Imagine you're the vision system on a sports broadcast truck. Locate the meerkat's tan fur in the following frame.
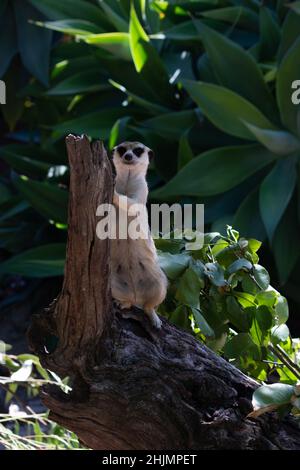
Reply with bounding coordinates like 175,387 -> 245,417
111,141 -> 167,328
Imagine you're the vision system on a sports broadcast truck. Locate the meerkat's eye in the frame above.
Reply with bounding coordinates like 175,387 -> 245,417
133,147 -> 144,157
117,145 -> 126,156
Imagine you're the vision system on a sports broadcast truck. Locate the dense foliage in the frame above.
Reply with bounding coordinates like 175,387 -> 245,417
0,0 -> 300,439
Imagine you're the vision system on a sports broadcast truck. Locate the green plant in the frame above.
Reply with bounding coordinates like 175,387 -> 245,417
0,343 -> 85,449
0,0 -> 299,422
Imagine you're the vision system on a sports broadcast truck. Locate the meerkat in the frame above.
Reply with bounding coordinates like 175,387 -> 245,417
111,141 -> 167,328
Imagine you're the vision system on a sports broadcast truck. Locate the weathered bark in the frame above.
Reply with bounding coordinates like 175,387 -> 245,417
28,135 -> 300,450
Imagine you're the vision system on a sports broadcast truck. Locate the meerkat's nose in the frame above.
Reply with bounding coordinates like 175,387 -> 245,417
124,152 -> 133,161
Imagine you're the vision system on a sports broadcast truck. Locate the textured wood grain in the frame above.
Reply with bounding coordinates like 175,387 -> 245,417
28,135 -> 300,450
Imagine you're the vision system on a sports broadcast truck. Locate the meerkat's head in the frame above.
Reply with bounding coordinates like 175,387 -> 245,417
112,141 -> 153,173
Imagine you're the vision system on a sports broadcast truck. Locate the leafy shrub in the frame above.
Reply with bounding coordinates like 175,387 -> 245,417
0,0 -> 299,423
0,344 -> 84,449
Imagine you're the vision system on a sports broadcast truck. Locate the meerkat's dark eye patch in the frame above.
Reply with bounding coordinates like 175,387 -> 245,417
133,147 -> 144,157
117,145 -> 126,156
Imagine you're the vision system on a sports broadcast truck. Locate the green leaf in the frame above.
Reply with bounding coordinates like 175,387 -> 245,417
0,183 -> 12,204
193,22 -> 276,120
253,264 -> 270,290
151,145 -> 275,199
252,383 -> 294,410
39,19 -> 101,35
183,80 -> 277,140
83,33 -> 131,61
129,4 -> 173,106
227,259 -> 252,275
255,305 -> 273,331
176,266 -> 203,308
158,251 -> 190,280
273,202 -> 300,285
191,307 -> 214,338
177,135 -> 193,170
255,291 -> 277,308
288,1 -> 300,15
14,0 -> 52,86
98,0 -> 128,32
201,6 -> 258,31
234,189 -> 266,242
243,123 -> 300,155
275,295 -> 289,324
259,156 -> 297,241
226,296 -> 252,332
271,324 -> 290,344
259,6 -> 281,60
278,11 -> 300,63
29,0 -> 111,30
0,2 -> 17,77
1,149 -> 51,177
13,174 -> 68,224
169,305 -> 190,330
53,108 -> 127,139
224,332 -> 260,359
47,70 -> 109,95
276,36 -> 300,136
204,262 -> 227,287
142,111 -> 197,140
0,243 -> 65,277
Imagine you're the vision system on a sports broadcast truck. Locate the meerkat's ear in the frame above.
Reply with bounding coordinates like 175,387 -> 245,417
148,149 -> 154,161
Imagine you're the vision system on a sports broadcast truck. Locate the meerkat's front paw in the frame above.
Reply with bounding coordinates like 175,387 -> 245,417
147,310 -> 162,329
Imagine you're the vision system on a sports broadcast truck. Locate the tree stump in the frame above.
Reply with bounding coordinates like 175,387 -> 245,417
28,135 -> 300,450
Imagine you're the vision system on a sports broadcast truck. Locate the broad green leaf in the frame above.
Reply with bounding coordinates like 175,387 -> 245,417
255,290 -> 277,308
253,264 -> 270,290
234,189 -> 267,242
243,122 -> 300,155
277,36 -> 300,136
273,203 -> 300,285
226,296 -> 252,332
158,251 -> 190,280
169,305 -> 190,330
1,150 -> 51,177
201,6 -> 258,31
193,22 -> 276,120
177,135 -> 193,170
255,305 -> 273,331
0,2 -> 17,77
129,4 -> 173,105
204,262 -> 227,287
271,324 -> 290,344
259,6 -> 281,60
252,383 -> 294,410
227,259 -> 252,275
83,33 -> 131,61
0,183 -> 12,204
47,70 -> 109,95
191,307 -> 214,337
14,0 -> 52,86
275,295 -> 289,324
176,266 -> 202,308
142,111 -> 197,140
278,11 -> 300,62
39,19 -> 101,35
288,1 -> 300,14
0,243 -> 65,277
151,145 -> 275,199
183,80 -> 277,140
29,0 -> 111,30
53,108 -> 127,139
13,174 -> 68,224
259,156 -> 297,241
224,333 -> 260,359
98,0 -> 128,32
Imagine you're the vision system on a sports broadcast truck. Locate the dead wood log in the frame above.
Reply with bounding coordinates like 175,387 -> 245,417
28,135 -> 300,450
